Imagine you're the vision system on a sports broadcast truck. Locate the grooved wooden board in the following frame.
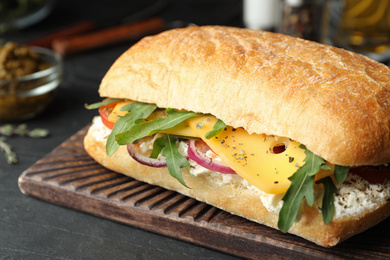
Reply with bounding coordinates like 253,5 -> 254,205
18,126 -> 390,259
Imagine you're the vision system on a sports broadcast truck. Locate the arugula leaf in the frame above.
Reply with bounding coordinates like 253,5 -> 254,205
115,110 -> 203,145
278,145 -> 333,232
160,134 -> 190,188
120,103 -> 153,126
205,119 -> 227,139
278,165 -> 315,233
334,165 -> 350,183
150,135 -> 165,159
316,177 -> 338,224
106,102 -> 157,156
300,144 -> 330,176
84,98 -> 123,110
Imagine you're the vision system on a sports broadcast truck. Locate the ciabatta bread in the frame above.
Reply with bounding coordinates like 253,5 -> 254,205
99,26 -> 390,167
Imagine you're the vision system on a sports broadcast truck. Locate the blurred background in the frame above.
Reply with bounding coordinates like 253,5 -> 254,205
1,0 -> 390,122
1,1 -> 390,259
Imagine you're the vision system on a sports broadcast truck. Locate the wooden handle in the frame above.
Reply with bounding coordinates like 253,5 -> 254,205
52,17 -> 166,57
27,21 -> 96,48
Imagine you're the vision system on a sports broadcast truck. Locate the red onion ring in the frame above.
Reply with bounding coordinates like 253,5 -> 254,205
188,139 -> 236,174
127,143 -> 167,167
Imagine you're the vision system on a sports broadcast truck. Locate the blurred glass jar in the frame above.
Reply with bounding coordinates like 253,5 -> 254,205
331,0 -> 390,60
0,43 -> 62,121
277,0 -> 329,43
0,0 -> 56,33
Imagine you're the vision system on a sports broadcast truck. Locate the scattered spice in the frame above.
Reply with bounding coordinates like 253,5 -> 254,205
196,122 -> 205,129
0,137 -> 17,164
0,123 -> 49,137
0,123 -> 50,164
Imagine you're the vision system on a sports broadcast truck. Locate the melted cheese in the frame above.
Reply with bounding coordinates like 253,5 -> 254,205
186,116 -> 334,194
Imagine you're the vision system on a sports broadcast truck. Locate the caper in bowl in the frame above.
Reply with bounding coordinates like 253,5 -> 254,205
0,42 -> 62,121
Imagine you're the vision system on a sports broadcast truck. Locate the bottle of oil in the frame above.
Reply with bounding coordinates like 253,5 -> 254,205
334,0 -> 390,54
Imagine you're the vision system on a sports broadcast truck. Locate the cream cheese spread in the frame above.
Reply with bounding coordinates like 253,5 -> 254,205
91,116 -> 111,142
334,173 -> 390,219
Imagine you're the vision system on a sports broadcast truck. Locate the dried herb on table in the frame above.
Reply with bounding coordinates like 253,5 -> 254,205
0,124 -> 50,164
0,137 -> 17,164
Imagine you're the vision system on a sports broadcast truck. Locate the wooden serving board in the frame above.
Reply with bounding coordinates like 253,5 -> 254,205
18,126 -> 390,259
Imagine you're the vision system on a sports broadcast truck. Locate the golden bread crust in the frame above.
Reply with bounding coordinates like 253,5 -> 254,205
99,26 -> 390,167
84,123 -> 390,247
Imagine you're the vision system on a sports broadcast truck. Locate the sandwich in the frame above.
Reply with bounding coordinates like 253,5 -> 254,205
84,25 -> 390,247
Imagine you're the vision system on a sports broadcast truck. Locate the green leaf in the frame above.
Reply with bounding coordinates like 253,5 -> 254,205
106,102 -> 157,156
278,165 -> 315,233
115,110 -> 203,145
301,145 -> 327,176
84,98 -> 123,109
278,146 -> 332,232
204,119 -> 227,139
334,165 -> 350,184
150,135 -> 165,159
161,134 -> 190,188
316,177 -> 338,224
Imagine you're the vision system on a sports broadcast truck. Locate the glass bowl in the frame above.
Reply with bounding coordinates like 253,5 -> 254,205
0,46 -> 63,121
0,0 -> 56,33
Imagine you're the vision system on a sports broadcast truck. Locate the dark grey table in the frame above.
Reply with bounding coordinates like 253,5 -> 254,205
0,1 -> 244,259
3,1 -> 390,259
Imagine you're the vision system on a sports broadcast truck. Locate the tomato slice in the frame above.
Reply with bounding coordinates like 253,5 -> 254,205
99,102 -> 118,129
350,165 -> 390,184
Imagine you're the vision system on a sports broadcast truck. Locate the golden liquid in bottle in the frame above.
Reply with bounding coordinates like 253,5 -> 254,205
336,0 -> 390,53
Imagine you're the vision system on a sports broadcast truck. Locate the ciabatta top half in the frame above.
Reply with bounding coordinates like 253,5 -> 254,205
99,26 -> 390,167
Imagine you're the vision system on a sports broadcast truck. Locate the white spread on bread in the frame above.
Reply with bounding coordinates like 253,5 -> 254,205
334,174 -> 390,219
92,116 -> 111,142
91,116 -> 390,220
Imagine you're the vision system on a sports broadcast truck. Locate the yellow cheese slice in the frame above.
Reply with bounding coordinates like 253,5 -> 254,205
107,101 -> 135,123
161,122 -> 199,137
187,116 -> 334,194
